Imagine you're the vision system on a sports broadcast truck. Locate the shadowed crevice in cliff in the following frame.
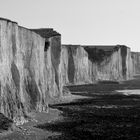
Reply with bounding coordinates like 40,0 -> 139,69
11,62 -> 20,91
0,113 -> 13,132
68,47 -> 75,83
5,84 -> 15,119
121,46 -> 127,79
51,36 -> 61,90
85,47 -> 106,63
12,34 -> 17,57
44,41 -> 50,52
24,77 -> 40,110
5,84 -> 26,119
83,46 -> 118,64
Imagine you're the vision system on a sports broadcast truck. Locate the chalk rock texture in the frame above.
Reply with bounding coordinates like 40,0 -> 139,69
61,45 -> 134,85
0,19 -> 61,121
84,45 -> 133,81
31,29 -> 62,96
131,52 -> 140,74
60,45 -> 90,85
0,18 -> 137,123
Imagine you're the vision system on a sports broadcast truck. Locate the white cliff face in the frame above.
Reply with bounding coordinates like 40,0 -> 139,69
125,47 -> 133,79
44,36 -> 62,98
0,19 -> 61,121
73,46 -> 90,84
131,52 -> 140,74
91,48 -> 123,81
60,45 -> 90,86
91,46 -> 133,81
18,26 -> 46,112
60,46 -> 69,85
61,45 -> 134,86
0,18 -> 136,122
31,30 -> 62,97
0,20 -> 27,120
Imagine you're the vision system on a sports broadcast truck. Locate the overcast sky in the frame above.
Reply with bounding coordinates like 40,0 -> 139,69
0,0 -> 140,51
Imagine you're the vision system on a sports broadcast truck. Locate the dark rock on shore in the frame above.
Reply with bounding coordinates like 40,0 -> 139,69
0,113 -> 13,132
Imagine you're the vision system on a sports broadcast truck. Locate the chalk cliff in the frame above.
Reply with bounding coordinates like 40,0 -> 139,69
60,45 -> 90,86
0,18 -> 61,122
61,45 -> 134,85
84,45 -> 133,81
131,52 -> 140,74
31,29 -> 62,96
0,18 -> 137,124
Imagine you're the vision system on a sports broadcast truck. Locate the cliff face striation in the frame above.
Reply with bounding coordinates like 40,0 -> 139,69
31,29 -> 62,96
0,18 -> 137,124
61,45 -> 134,85
0,19 -> 61,122
60,45 -> 90,86
84,45 -> 133,81
131,52 -> 140,74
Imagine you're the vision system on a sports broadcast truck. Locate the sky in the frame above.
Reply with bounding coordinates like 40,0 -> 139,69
0,0 -> 140,51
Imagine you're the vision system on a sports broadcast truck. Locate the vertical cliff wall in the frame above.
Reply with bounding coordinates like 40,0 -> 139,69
125,47 -> 134,79
60,45 -> 90,86
131,52 -> 140,74
85,46 -> 123,81
0,19 -> 61,122
61,45 -> 134,86
31,29 -> 62,96
85,45 -> 133,81
0,18 -> 136,123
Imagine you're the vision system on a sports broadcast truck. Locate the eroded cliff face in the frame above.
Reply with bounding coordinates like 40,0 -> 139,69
61,45 -> 134,85
131,52 -> 140,74
0,18 -> 136,123
0,19 -> 61,122
86,46 -> 123,81
60,45 -> 90,86
86,46 -> 133,81
32,29 -> 62,97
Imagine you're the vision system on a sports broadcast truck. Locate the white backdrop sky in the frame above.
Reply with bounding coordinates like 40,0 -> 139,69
0,0 -> 140,51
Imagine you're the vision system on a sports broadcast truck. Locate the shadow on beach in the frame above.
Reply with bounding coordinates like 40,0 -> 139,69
36,75 -> 140,140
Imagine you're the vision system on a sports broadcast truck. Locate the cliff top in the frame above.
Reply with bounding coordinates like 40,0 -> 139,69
0,17 -> 17,24
0,18 -> 60,39
63,45 -> 128,51
62,44 -> 81,47
131,51 -> 140,54
30,28 -> 61,39
83,45 -> 126,51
